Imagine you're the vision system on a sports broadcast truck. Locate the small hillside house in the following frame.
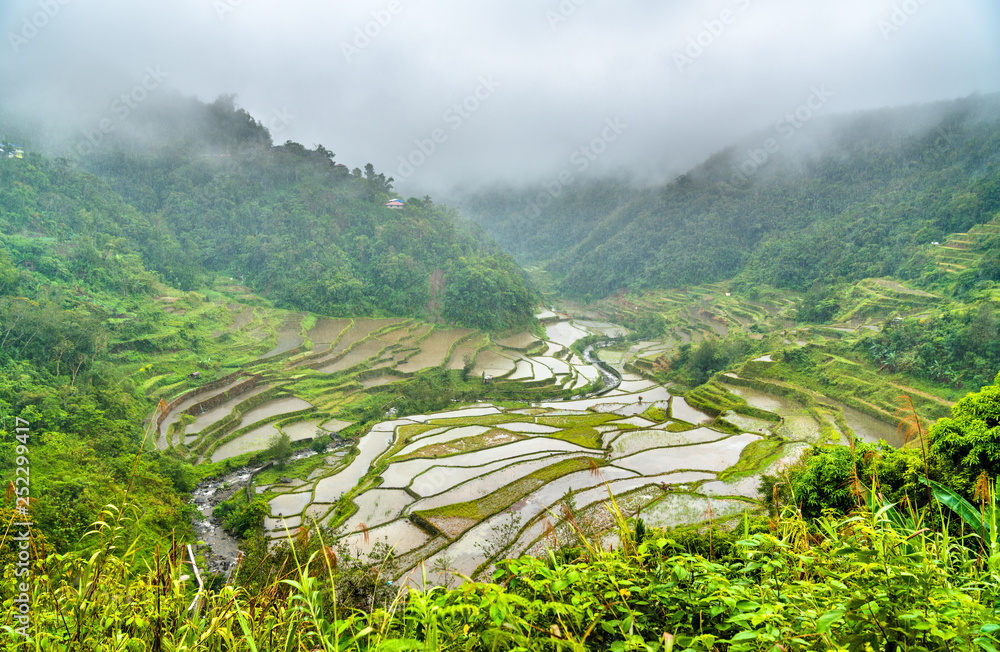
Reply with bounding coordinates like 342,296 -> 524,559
385,199 -> 404,210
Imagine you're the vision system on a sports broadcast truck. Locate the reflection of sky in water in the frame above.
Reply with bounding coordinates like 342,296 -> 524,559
310,425 -> 396,502
544,321 -> 589,347
642,494 -> 752,530
340,519 -> 431,558
670,397 -> 714,424
394,426 -> 491,457
211,423 -> 277,462
612,428 -> 729,458
616,434 -> 761,475
338,489 -> 415,533
412,456 -> 583,510
406,451 -> 561,496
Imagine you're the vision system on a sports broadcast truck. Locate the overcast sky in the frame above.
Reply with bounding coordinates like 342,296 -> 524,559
1,0 -> 998,196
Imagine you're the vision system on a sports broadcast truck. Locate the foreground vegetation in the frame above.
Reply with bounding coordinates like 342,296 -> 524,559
3,473 -> 1000,650
3,372 -> 1000,649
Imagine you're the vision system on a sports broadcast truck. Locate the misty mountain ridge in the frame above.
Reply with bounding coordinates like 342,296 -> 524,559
695,93 -> 999,185
4,90 -> 998,310
459,93 -> 1000,299
0,94 -> 537,331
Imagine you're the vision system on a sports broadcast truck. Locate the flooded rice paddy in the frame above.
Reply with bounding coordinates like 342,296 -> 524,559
282,420 -> 324,442
827,399 -> 904,446
496,331 -> 541,349
406,452 -> 563,495
544,321 -> 589,347
170,309 -> 904,586
306,318 -> 353,348
258,314 -> 305,359
670,397 -> 714,424
240,396 -> 312,426
615,434 -> 761,475
471,350 -> 517,376
611,428 -> 729,457
211,424 -> 278,462
317,338 -> 389,373
397,329 -> 473,373
333,319 -> 404,353
640,494 -> 753,530
184,385 -> 273,436
727,381 -> 902,446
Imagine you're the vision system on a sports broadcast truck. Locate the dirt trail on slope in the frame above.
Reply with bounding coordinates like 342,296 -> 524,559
426,269 -> 444,323
889,383 -> 956,408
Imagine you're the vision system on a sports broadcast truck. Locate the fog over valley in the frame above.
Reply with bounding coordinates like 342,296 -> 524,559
1,0 -> 998,196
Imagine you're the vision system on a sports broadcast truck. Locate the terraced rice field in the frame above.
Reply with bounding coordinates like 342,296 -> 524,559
545,321 -> 589,347
246,365 -> 821,584
317,338 -> 390,374
306,318 -> 353,350
258,313 -> 306,359
211,424 -> 279,462
185,386 -> 273,435
149,289 -> 912,588
471,350 -> 517,377
445,335 -> 488,370
397,329 -> 473,373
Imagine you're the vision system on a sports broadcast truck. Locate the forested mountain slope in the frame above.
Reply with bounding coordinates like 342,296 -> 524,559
456,177 -> 641,265
462,94 -> 1000,300
3,95 -> 536,332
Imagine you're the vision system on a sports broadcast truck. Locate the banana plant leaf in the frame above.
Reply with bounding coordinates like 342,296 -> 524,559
926,478 -> 995,538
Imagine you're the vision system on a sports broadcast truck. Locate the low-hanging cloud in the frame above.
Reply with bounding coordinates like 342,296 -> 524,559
0,0 -> 997,195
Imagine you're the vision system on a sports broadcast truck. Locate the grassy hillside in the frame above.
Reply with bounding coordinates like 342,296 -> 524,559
4,95 -> 1000,649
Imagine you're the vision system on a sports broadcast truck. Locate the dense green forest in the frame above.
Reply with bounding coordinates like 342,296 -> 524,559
0,230 -> 195,554
461,94 -> 1000,300
3,95 -> 537,332
458,177 -> 641,265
